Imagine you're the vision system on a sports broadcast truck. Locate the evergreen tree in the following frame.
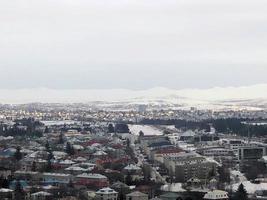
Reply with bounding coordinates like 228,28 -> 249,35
108,124 -> 115,133
14,180 -> 24,200
126,138 -> 130,147
31,161 -> 37,172
139,131 -> 144,137
68,180 -> 74,188
44,126 -> 49,133
58,132 -> 64,144
14,146 -> 22,161
2,178 -> 9,188
45,140 -> 50,151
233,183 -> 248,200
142,164 -> 152,182
125,173 -> 132,185
218,166 -> 230,184
48,150 -> 54,160
46,159 -> 52,172
208,166 -> 217,178
0,176 -> 4,188
66,142 -> 75,155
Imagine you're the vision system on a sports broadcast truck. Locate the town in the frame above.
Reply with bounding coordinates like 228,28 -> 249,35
0,105 -> 266,200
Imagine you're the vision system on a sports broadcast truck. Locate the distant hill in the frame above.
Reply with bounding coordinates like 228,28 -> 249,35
0,84 -> 267,110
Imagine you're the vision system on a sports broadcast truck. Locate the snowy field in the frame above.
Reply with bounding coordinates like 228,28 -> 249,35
41,120 -> 80,126
128,124 -> 163,136
232,181 -> 267,194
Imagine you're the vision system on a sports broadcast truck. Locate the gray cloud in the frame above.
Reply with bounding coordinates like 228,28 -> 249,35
0,0 -> 267,89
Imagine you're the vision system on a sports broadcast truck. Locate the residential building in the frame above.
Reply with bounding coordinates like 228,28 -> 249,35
95,187 -> 118,200
126,191 -> 148,200
75,173 -> 109,188
203,190 -> 228,200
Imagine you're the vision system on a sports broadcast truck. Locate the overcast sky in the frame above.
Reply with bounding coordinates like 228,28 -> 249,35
1,0 -> 267,90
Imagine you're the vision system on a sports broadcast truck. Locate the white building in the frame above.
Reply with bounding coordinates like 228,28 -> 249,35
96,187 -> 118,200
203,190 -> 228,200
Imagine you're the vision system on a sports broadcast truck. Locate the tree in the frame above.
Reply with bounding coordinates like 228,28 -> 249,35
31,161 -> 37,172
126,138 -> 130,147
115,124 -> 129,133
68,180 -> 74,188
66,142 -> 75,155
45,159 -> 52,172
48,150 -> 54,160
44,126 -> 49,133
14,180 -> 24,200
242,161 -> 267,180
2,178 -> 9,188
139,131 -> 144,137
142,164 -> 152,182
233,183 -> 248,200
208,166 -> 217,178
218,166 -> 230,184
58,132 -> 64,144
125,173 -> 132,185
108,124 -> 115,133
45,140 -> 50,151
14,146 -> 22,161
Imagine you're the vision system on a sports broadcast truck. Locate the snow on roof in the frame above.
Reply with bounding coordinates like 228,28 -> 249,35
261,156 -> 267,162
65,166 -> 89,172
181,130 -> 196,137
74,157 -> 87,162
73,145 -> 84,150
52,151 -> 68,156
111,181 -> 129,188
75,162 -> 96,167
96,187 -> 118,194
91,143 -> 102,147
0,136 -> 14,141
93,150 -> 107,156
31,191 -> 52,196
127,191 -> 148,197
43,173 -> 71,177
161,183 -> 186,192
20,149 -> 34,154
205,157 -> 222,167
59,160 -> 76,165
42,185 -> 58,190
0,188 -> 13,193
15,171 -> 39,175
33,159 -> 47,163
76,173 -> 107,179
124,164 -> 141,171
155,148 -> 183,154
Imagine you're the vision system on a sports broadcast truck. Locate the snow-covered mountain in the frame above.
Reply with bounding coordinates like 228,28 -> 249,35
0,84 -> 267,110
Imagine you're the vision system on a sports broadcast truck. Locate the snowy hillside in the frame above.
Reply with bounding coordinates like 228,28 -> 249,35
0,84 -> 267,110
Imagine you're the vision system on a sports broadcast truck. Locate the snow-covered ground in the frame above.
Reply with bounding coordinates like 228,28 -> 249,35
1,84 -> 267,110
229,170 -> 267,194
128,124 -> 163,136
232,181 -> 267,194
41,120 -> 80,126
230,170 -> 247,183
